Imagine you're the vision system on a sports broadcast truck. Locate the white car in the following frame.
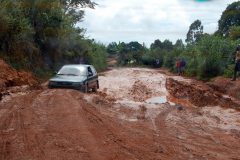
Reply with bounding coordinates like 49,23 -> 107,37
48,64 -> 99,92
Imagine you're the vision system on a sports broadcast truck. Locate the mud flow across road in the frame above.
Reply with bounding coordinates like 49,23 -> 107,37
0,68 -> 240,160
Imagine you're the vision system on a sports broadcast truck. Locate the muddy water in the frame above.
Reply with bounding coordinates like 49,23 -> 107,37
98,68 -> 170,121
94,68 -> 240,159
145,96 -> 168,104
98,68 -> 240,128
99,68 -> 181,119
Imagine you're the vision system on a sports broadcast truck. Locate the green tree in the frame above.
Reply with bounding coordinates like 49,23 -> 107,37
0,0 -> 107,74
229,26 -> 240,40
118,42 -> 128,65
174,39 -> 184,50
127,41 -> 144,64
186,19 -> 203,44
182,34 -> 238,79
107,42 -> 119,55
88,41 -> 107,71
60,0 -> 96,24
150,39 -> 162,50
218,1 -> 240,36
162,39 -> 173,51
150,39 -> 173,51
0,0 -> 36,68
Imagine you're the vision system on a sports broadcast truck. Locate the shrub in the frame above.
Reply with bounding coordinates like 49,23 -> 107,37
141,54 -> 155,66
223,64 -> 235,78
185,57 -> 199,76
198,56 -> 223,80
163,52 -> 175,71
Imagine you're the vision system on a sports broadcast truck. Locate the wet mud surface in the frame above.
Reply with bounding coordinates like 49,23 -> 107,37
0,68 -> 240,160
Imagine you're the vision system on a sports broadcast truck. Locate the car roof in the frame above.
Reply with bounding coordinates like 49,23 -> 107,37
62,64 -> 92,69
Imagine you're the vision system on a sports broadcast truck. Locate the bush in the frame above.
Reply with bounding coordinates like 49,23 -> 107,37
163,53 -> 175,71
88,42 -> 107,71
141,54 -> 155,66
185,57 -> 199,76
198,56 -> 223,80
223,64 -> 235,78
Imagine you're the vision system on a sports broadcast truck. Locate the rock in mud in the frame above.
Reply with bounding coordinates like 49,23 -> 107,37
175,105 -> 183,111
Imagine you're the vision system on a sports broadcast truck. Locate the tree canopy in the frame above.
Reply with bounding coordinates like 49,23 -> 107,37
218,1 -> 240,37
0,0 -> 107,74
186,19 -> 203,44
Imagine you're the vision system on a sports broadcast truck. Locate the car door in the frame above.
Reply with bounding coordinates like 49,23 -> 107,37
90,65 -> 98,86
87,66 -> 95,88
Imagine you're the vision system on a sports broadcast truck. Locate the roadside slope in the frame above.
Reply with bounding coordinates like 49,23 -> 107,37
0,59 -> 38,100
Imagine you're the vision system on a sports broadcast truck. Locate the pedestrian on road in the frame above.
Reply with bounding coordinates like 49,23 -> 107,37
232,45 -> 240,81
180,58 -> 186,76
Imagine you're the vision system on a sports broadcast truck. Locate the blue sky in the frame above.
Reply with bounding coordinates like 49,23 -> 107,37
80,0 -> 237,46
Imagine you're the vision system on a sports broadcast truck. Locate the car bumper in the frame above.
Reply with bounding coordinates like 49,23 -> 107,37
48,81 -> 84,90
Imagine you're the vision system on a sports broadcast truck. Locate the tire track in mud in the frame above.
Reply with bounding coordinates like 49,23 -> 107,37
83,94 -> 148,160
0,91 -> 45,160
4,69 -> 138,160
0,89 -> 143,160
151,105 -> 182,158
64,91 -> 107,160
34,90 -> 106,160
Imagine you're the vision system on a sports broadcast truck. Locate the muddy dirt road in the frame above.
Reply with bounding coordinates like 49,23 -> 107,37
0,68 -> 240,160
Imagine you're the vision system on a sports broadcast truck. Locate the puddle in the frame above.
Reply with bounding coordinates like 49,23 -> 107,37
115,100 -> 144,109
145,96 -> 167,104
169,101 -> 176,106
118,115 -> 138,122
115,99 -> 169,109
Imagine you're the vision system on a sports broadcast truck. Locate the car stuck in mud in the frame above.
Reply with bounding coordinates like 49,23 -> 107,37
48,64 -> 99,92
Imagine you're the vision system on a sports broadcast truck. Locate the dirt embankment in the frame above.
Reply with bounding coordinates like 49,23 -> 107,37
0,59 -> 39,100
206,77 -> 240,100
166,77 -> 240,109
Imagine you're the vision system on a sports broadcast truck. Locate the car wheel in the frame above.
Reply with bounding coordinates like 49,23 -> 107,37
92,82 -> 98,92
97,80 -> 99,89
84,84 -> 88,93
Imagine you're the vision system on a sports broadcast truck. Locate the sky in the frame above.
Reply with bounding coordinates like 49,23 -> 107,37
80,0 -> 237,46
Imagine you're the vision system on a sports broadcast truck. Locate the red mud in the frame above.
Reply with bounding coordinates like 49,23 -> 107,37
0,68 -> 240,160
0,59 -> 39,100
207,77 -> 240,100
166,77 -> 240,110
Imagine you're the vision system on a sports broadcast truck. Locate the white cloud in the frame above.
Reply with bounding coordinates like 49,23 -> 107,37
79,0 -> 236,46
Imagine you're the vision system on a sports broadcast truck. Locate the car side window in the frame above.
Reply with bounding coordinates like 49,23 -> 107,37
90,66 -> 97,75
87,67 -> 93,77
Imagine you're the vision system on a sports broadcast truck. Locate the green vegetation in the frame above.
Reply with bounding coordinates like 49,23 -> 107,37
110,34 -> 238,80
0,0 -> 107,76
218,1 -> 240,37
109,1 -> 240,80
1,0 -> 240,81
185,19 -> 203,44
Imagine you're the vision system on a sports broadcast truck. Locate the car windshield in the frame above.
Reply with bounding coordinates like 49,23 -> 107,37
57,67 -> 86,76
